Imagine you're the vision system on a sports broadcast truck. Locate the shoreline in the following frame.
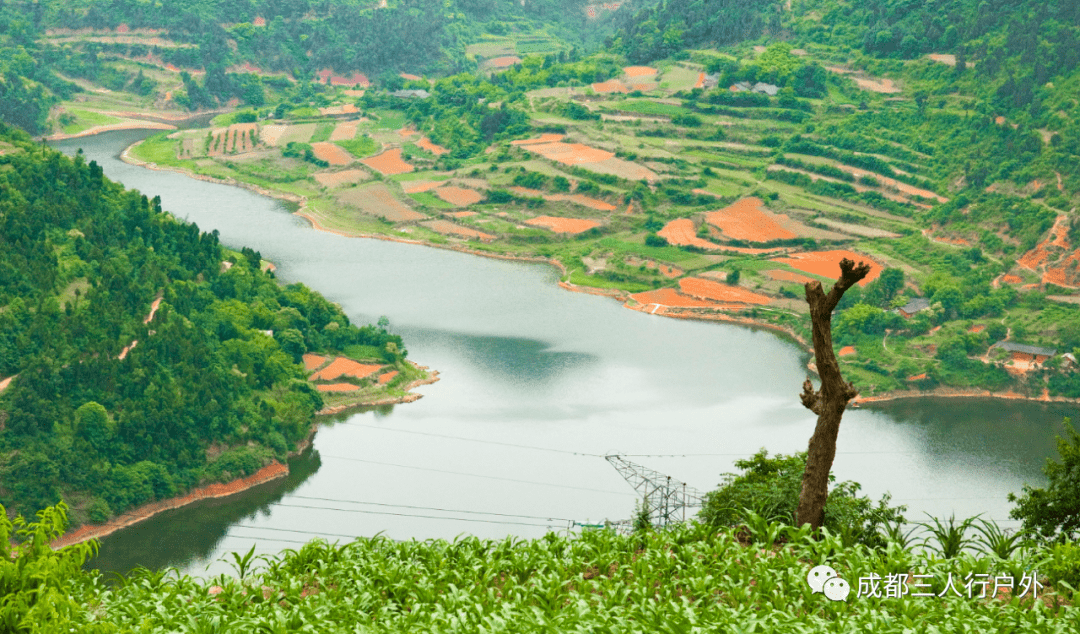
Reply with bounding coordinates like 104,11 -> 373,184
316,362 -> 442,415
118,138 -> 1079,412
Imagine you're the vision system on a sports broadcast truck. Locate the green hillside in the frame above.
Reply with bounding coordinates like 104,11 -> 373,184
0,124 -> 412,525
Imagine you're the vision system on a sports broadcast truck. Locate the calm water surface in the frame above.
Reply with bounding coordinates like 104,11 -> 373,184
54,130 -> 1076,579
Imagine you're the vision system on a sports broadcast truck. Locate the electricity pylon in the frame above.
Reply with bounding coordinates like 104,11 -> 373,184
605,455 -> 705,529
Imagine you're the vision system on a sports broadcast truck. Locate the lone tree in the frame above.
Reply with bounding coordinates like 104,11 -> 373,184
796,258 -> 871,530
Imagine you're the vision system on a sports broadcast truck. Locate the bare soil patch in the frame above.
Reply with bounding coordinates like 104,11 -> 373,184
362,148 -> 414,175
527,142 -> 615,164
771,250 -> 884,286
1001,274 -> 1024,284
446,211 -> 478,218
417,137 -> 449,155
310,357 -> 384,381
378,370 -> 399,385
549,194 -> 617,211
525,216 -> 601,234
928,53 -> 956,66
838,346 -> 856,356
588,157 -> 658,182
704,197 -> 796,242
679,277 -> 772,304
623,66 -> 658,78
330,120 -> 365,141
260,124 -> 289,146
592,80 -> 629,93
310,142 -> 353,166
435,186 -> 484,206
316,383 -> 361,393
484,56 -> 522,69
658,218 -> 721,250
420,219 -> 496,241
313,169 -> 369,188
303,354 -> 328,371
969,325 -> 986,333
336,183 -> 427,222
274,123 -> 317,146
629,287 -> 722,309
824,66 -> 901,94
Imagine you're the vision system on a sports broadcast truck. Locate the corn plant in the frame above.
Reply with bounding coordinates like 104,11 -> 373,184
918,513 -> 980,559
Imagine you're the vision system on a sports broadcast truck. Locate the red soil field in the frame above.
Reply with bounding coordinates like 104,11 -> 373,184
315,383 -> 361,393
630,287 -> 722,309
592,80 -> 629,94
510,186 -> 543,197
446,211 -> 478,218
658,218 -> 721,250
838,346 -> 856,356
435,187 -> 484,206
765,269 -> 817,284
771,250 -> 884,286
253,16 -> 266,26
417,137 -> 449,155
310,142 -> 353,166
629,83 -> 658,92
302,354 -> 328,371
525,216 -> 601,234
362,148 -> 414,175
623,66 -> 658,78
420,219 -> 496,241
1018,245 -> 1049,270
310,357 -> 384,381
398,127 -> 419,138
907,373 -> 927,381
316,69 -> 369,86
511,134 -> 565,146
658,264 -> 682,278
344,89 -> 366,97
313,169 -> 368,188
378,370 -> 399,385
968,325 -> 986,333
678,277 -> 772,305
400,73 -> 422,81
693,73 -> 706,89
704,197 -> 796,242
402,180 -> 444,194
487,56 -> 522,68
1001,274 -> 1023,284
526,142 -> 615,165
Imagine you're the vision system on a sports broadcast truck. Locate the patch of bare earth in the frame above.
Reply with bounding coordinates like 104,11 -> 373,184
361,148 -> 414,175
335,183 -> 427,222
434,187 -> 484,206
310,142 -> 353,166
313,169 -> 369,188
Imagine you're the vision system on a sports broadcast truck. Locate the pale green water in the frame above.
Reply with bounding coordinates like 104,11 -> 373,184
54,130 -> 1075,580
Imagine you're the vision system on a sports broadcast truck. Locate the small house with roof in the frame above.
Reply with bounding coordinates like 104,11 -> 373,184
896,297 -> 931,318
990,341 -> 1057,365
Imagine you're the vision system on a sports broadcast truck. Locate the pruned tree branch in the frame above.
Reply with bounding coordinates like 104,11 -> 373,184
795,258 -> 871,530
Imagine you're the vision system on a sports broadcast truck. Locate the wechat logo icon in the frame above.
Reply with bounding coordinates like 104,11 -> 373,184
807,565 -> 850,602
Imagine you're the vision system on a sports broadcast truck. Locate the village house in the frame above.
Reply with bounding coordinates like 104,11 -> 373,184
990,341 -> 1057,366
895,297 -> 931,318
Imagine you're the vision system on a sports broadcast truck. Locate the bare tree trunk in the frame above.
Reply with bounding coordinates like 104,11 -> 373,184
796,258 -> 871,530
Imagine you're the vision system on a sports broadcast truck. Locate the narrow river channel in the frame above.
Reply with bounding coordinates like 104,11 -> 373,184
54,130 -> 1077,580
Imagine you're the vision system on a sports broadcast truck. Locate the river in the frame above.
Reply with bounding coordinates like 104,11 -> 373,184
52,130 -> 1076,580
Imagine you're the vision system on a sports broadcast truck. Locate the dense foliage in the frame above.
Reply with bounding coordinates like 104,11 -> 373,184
0,125 -> 403,523
699,450 -> 906,549
9,500 -> 1077,632
1009,419 -> 1080,543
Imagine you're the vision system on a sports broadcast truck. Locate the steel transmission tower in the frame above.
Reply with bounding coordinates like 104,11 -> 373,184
605,455 -> 705,529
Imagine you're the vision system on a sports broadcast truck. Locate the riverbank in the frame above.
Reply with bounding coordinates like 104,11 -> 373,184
316,361 -> 441,415
49,462 -> 290,550
851,385 -> 1080,407
117,137 -> 1080,411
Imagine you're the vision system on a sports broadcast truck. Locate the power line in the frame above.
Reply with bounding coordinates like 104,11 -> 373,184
319,453 -> 635,496
343,423 -> 604,457
271,502 -> 556,529
288,494 -> 574,523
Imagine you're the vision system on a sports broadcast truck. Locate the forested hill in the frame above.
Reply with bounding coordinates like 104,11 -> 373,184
0,124 -> 404,526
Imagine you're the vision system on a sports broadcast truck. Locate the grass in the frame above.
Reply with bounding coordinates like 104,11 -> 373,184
335,135 -> 378,158
409,191 -> 454,209
341,344 -> 385,361
606,99 -> 692,117
61,108 -> 122,134
131,132 -> 184,166
310,122 -> 335,143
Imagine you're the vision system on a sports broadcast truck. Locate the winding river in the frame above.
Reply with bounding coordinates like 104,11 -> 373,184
53,130 -> 1076,580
